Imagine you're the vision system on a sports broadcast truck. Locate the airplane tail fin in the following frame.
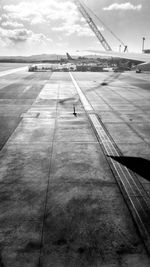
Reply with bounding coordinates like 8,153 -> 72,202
66,53 -> 73,60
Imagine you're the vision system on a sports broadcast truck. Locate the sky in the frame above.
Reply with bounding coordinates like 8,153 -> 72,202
0,0 -> 150,56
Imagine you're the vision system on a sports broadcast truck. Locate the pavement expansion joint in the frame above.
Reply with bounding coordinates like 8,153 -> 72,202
70,72 -> 150,255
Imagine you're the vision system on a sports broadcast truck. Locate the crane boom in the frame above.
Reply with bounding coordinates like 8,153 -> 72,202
74,0 -> 112,51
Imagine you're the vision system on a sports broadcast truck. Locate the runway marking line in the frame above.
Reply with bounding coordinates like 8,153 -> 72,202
70,72 -> 150,254
23,85 -> 32,93
0,66 -> 28,77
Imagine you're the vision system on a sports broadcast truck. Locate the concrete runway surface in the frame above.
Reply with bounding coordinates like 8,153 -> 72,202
0,64 -> 150,266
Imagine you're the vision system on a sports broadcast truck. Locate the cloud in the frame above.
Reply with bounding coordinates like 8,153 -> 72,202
52,23 -> 104,37
0,37 -> 8,48
103,2 -> 142,11
3,0 -> 79,25
29,32 -> 52,45
10,29 -> 32,42
0,26 -> 52,45
0,27 -> 32,43
52,23 -> 94,37
30,16 -> 45,25
0,0 -> 100,50
2,0 -> 90,36
1,21 -> 24,29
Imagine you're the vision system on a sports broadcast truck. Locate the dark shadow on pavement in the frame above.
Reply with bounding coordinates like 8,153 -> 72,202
100,72 -> 122,86
59,97 -> 80,105
108,156 -> 150,182
58,73 -> 122,102
86,72 -> 122,93
59,97 -> 76,104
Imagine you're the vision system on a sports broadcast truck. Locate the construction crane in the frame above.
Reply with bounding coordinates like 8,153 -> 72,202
74,0 -> 112,51
74,0 -> 128,52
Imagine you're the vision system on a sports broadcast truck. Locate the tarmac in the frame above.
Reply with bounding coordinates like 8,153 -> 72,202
0,65 -> 150,266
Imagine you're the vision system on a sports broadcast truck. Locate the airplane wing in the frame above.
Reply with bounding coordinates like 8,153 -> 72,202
87,50 -> 150,63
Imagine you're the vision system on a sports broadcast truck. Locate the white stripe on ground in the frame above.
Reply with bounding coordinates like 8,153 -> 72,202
23,85 -> 32,93
70,72 -> 93,111
0,66 -> 28,77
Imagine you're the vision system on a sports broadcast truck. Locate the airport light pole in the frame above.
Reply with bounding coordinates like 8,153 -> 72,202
142,37 -> 145,53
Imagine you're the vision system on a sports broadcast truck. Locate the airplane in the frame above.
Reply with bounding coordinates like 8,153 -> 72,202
66,52 -> 101,65
86,50 -> 150,73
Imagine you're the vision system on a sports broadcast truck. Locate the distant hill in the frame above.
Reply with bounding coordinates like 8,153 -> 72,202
0,54 -> 67,63
0,53 -> 105,63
